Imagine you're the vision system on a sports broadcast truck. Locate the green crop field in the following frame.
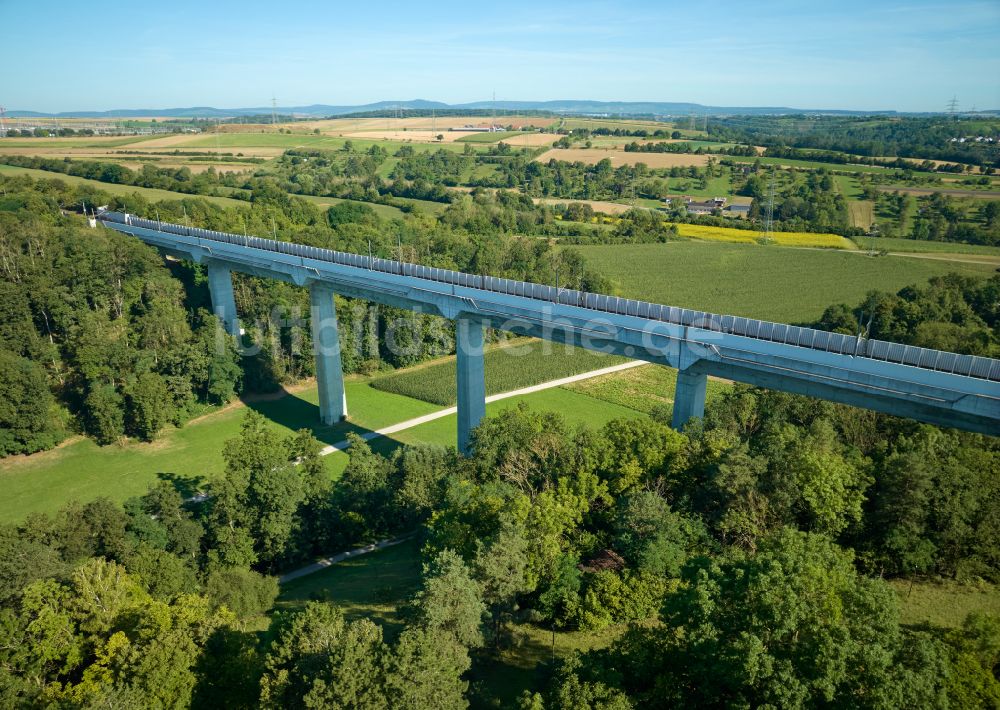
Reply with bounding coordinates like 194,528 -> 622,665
0,380 -> 440,523
571,241 -> 997,323
370,339 -> 628,405
0,164 -> 247,207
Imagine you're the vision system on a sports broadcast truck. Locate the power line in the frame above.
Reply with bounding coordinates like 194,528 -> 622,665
762,170 -> 775,244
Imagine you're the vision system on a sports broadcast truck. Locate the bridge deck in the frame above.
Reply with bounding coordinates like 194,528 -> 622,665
98,211 -> 1000,384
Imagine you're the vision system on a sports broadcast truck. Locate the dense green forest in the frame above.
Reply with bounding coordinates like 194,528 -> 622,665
1,378 -> 997,706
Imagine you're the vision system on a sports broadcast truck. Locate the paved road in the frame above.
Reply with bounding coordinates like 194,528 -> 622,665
317,360 -> 646,456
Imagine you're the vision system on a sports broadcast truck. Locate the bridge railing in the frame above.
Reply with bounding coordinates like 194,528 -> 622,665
97,211 -> 1000,383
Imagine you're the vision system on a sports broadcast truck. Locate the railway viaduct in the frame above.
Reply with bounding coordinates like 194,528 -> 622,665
97,211 -> 1000,451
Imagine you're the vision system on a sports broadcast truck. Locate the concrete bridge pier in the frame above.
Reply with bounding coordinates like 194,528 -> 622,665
206,261 -> 240,337
672,366 -> 708,431
456,316 -> 486,455
310,284 -> 348,425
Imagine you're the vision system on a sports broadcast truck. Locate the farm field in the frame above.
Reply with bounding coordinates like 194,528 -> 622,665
502,132 -> 561,147
571,241 -> 997,323
343,130 -> 473,142
847,200 -> 875,228
557,117 -> 676,132
536,147 -> 710,168
671,222 -> 855,249
535,196 -> 634,214
0,164 -> 247,207
456,130 -> 526,143
274,115 -> 555,135
371,338 -> 628,406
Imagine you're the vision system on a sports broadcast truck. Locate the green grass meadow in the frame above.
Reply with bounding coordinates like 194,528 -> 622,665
889,579 -> 1000,629
0,379 -> 440,523
563,363 -> 730,412
572,241 -> 997,323
0,351 -> 649,523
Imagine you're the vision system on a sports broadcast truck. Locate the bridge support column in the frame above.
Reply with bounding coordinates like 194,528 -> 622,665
310,284 -> 348,425
207,261 -> 240,337
456,316 -> 486,456
672,367 -> 707,430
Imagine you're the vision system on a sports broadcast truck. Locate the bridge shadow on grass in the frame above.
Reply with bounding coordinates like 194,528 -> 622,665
243,388 -> 411,458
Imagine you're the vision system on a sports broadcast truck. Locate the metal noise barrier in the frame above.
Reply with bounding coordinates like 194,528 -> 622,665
97,211 -> 1000,383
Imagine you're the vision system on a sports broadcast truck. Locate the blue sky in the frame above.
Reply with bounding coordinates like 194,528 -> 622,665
2,0 -> 998,113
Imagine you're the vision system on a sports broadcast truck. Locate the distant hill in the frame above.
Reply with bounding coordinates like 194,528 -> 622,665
8,99 -> 992,119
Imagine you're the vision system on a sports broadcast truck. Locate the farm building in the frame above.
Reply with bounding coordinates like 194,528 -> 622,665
681,196 -> 727,215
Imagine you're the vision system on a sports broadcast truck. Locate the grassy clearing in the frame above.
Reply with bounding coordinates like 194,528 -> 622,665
0,380 -> 439,523
890,579 -> 1000,629
370,339 -> 628,406
563,363 -> 730,413
277,537 -> 424,636
671,222 -> 855,249
0,164 -> 246,207
572,241 -> 996,323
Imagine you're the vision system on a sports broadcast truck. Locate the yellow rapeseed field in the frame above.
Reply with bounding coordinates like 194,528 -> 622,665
671,223 -> 855,249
